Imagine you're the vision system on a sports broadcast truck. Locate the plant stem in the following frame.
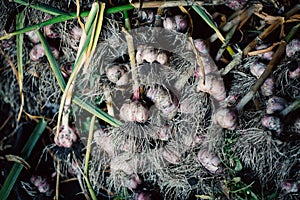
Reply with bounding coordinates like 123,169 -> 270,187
16,11 -> 25,122
122,0 -> 131,31
189,37 -> 205,84
215,24 -> 238,61
221,50 -> 243,76
37,30 -> 66,90
84,115 -> 97,200
236,21 -> 300,112
231,182 -> 254,193
55,159 -> 60,200
0,119 -> 47,200
0,4 -> 135,40
38,26 -> 122,127
123,27 -> 139,97
192,5 -> 235,57
12,0 -> 69,16
280,99 -> 300,117
243,18 -> 283,55
56,2 -> 101,136
236,40 -> 286,112
131,1 -> 208,8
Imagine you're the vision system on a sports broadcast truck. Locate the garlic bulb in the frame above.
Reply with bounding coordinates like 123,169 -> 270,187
119,101 -> 149,123
197,149 -> 222,174
196,73 -> 226,101
213,107 -> 237,130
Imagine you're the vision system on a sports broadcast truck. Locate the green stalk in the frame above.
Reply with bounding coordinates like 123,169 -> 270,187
37,7 -> 122,127
0,4 -> 135,40
0,119 -> 47,200
37,30 -> 66,90
56,2 -> 100,135
285,22 -> 300,44
122,0 -> 131,31
192,5 -> 234,57
192,5 -> 225,43
16,11 -> 25,121
84,115 -> 97,200
12,0 -> 69,16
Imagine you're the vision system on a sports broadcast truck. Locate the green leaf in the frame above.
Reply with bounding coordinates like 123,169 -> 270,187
37,4 -> 122,128
13,0 -> 69,16
37,30 -> 66,90
16,11 -> 25,121
232,177 -> 241,183
0,4 -> 135,40
192,5 -> 225,43
0,119 -> 47,200
234,158 -> 243,171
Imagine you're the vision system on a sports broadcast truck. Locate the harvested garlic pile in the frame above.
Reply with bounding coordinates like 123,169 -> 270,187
50,5 -> 300,200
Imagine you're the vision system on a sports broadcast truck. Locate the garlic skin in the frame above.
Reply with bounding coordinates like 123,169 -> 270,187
225,0 -> 248,10
195,56 -> 219,77
30,44 -> 59,61
110,153 -> 135,175
193,39 -> 219,78
156,51 -> 168,65
43,15 -> 59,39
281,181 -> 299,194
25,31 -> 40,43
124,174 -> 142,189
154,125 -> 172,141
250,62 -> 266,79
136,45 -> 168,65
174,15 -> 188,32
213,107 -> 237,130
163,17 -> 176,30
106,64 -> 129,86
162,146 -> 181,164
196,73 -> 226,101
30,175 -> 50,193
70,26 -> 82,50
193,39 -> 209,55
51,46 -> 59,59
71,26 -> 82,41
54,126 -> 78,148
163,15 -> 188,32
138,9 -> 155,24
266,96 -> 288,114
286,39 -> 300,57
288,65 -> 300,79
261,77 -> 275,97
136,46 -> 157,64
146,85 -> 178,119
262,115 -> 282,134
30,44 -> 45,61
197,149 -> 222,174
137,192 -> 151,200
119,101 -> 149,123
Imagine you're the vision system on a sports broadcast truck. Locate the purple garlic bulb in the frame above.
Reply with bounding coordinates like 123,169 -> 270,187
262,115 -> 282,134
286,39 -> 300,57
197,149 -> 222,174
250,62 -> 266,79
213,107 -> 237,130
266,96 -> 288,114
225,0 -> 248,10
261,77 -> 275,96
